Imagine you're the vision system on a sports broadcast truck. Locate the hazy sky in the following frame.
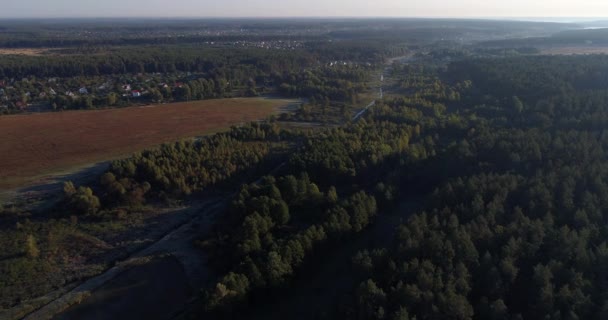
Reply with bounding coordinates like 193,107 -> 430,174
2,0 -> 608,19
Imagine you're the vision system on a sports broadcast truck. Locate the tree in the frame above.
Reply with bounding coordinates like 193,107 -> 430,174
220,272 -> 250,298
246,78 -> 258,97
327,186 -> 339,204
208,273 -> 250,309
106,92 -> 118,106
176,84 -> 192,101
279,175 -> 298,202
162,86 -> 172,100
512,96 -> 524,113
265,251 -> 293,286
271,200 -> 290,225
356,279 -> 387,320
64,182 -> 101,215
25,234 -> 40,258
63,181 -> 77,197
323,96 -> 330,115
488,299 -> 509,320
391,307 -> 410,320
150,89 -> 163,102
82,96 -> 94,109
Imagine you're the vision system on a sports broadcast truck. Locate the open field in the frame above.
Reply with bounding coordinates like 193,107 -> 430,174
0,48 -> 56,56
539,46 -> 608,55
0,98 -> 291,190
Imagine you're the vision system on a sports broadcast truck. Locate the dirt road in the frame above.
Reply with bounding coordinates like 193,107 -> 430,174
22,199 -> 225,320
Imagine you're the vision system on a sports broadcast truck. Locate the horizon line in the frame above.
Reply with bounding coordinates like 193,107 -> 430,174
0,16 -> 606,21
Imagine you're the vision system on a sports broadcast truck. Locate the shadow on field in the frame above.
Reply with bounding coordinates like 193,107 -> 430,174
4,162 -> 110,209
20,162 -> 109,194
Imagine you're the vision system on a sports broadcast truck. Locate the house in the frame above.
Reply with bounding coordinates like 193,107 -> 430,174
65,91 -> 75,97
132,90 -> 142,98
159,83 -> 169,89
49,88 -> 56,95
79,87 -> 88,94
122,84 -> 132,91
39,92 -> 47,98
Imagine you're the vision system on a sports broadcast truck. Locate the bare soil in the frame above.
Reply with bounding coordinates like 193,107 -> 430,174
0,98 -> 291,191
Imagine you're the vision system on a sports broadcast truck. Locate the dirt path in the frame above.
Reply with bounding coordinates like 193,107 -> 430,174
54,256 -> 192,320
387,54 -> 415,65
352,54 -> 413,122
22,199 -> 225,320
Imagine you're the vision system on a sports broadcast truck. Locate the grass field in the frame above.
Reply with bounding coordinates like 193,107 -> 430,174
0,98 -> 291,190
0,48 -> 55,56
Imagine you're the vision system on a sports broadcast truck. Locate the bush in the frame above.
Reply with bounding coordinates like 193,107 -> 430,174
63,181 -> 101,215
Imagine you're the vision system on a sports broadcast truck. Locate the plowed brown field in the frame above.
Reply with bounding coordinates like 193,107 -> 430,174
0,98 -> 289,190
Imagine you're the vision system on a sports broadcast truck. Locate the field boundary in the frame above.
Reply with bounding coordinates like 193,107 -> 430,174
0,98 -> 294,193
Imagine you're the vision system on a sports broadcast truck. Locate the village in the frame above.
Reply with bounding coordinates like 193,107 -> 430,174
0,53 -> 371,114
0,72 -> 242,113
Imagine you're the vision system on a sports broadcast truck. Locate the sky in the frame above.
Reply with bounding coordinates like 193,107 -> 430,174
2,0 -> 608,19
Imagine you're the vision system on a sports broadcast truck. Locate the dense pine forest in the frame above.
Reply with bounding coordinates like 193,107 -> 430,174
3,18 -> 608,320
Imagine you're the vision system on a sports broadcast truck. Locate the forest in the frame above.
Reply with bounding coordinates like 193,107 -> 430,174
4,18 -> 608,320
188,53 -> 608,319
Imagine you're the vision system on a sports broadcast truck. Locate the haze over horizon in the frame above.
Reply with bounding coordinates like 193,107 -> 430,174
2,0 -> 608,20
